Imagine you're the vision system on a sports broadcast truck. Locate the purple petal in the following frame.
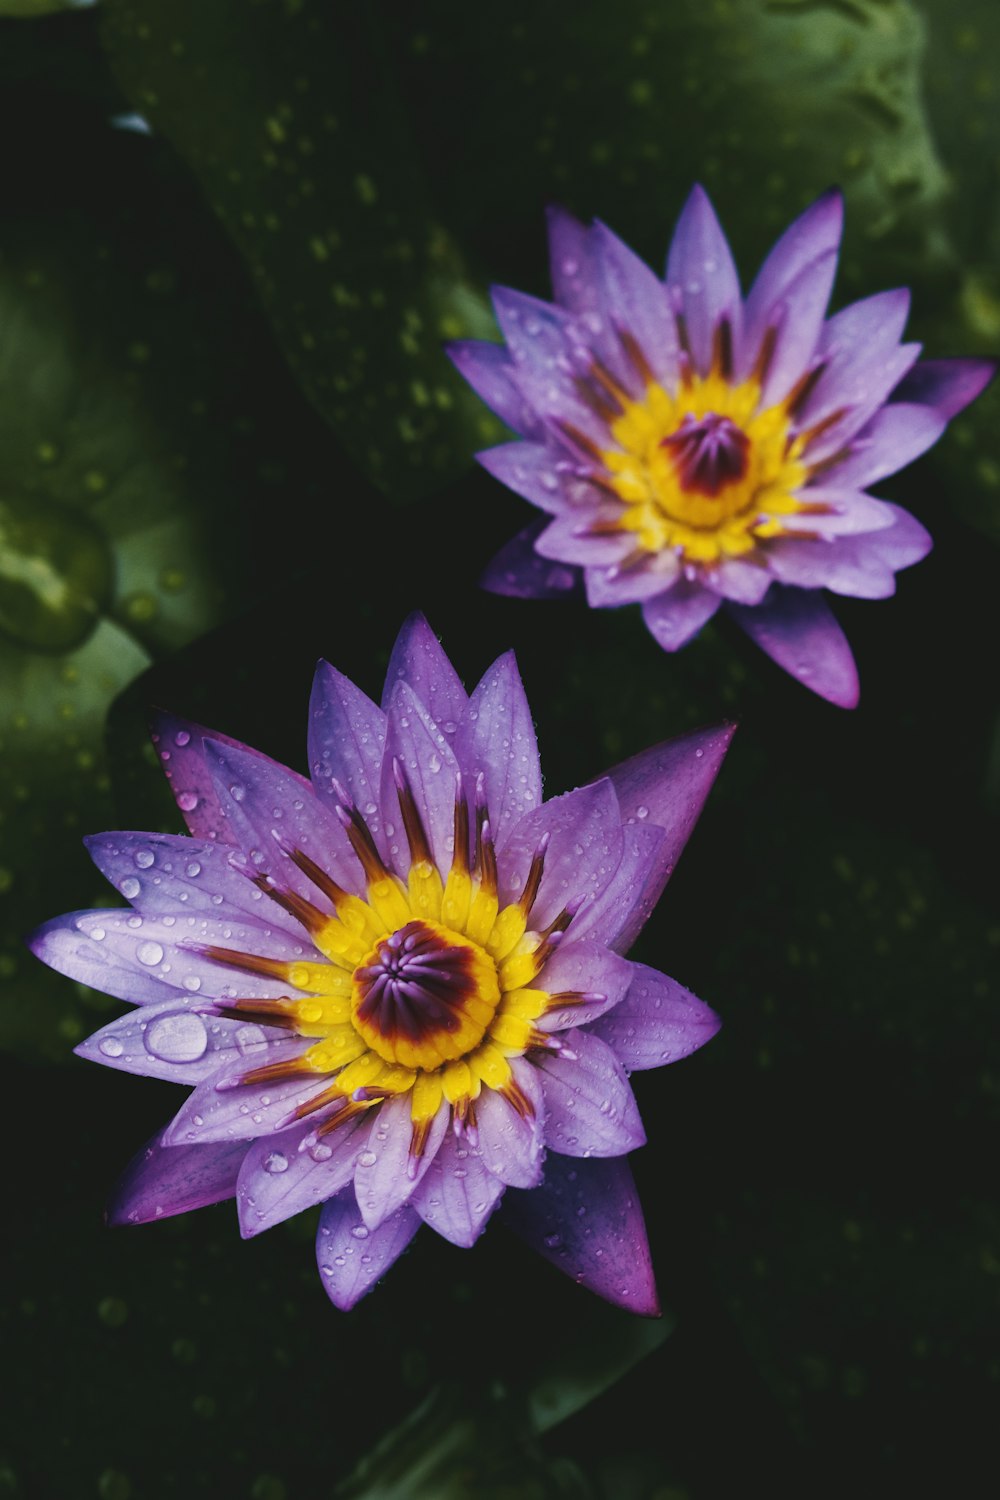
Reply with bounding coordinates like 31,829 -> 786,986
480,521 -> 581,601
892,356 -> 995,420
455,650 -> 542,848
162,1046 -> 327,1145
765,536 -> 897,599
727,586 -> 859,708
107,1133 -> 247,1226
445,339 -> 544,438
354,1094 -> 450,1231
75,999 -> 299,1085
547,204 -> 600,314
819,403 -> 946,490
779,487 -> 895,538
584,555 -> 682,607
589,963 -> 720,1070
316,1193 -> 420,1311
665,184 -> 742,377
592,219 -> 681,387
740,190 -> 843,376
308,660 -> 388,846
476,441 -> 573,516
475,1057 -> 547,1188
30,910 -> 193,1006
706,557 -> 774,606
755,250 -> 839,409
799,341 -> 921,464
381,612 -> 468,740
534,1029 -> 645,1158
570,824 -> 667,954
205,738 -> 359,901
641,579 -> 721,651
237,1113 -> 368,1237
380,680 -> 462,876
491,287 -> 609,446
535,513 -> 634,568
410,1129 -> 505,1247
865,502 -> 932,569
497,779 -> 624,925
502,1153 -> 659,1316
535,939 -> 634,1030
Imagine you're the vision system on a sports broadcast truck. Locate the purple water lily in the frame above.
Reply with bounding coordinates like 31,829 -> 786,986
30,617 -> 730,1314
449,187 -> 993,707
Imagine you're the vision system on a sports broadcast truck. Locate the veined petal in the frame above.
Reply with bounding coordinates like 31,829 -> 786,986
237,1113 -> 368,1237
755,250 -> 839,409
666,184 -> 742,377
534,939 -> 634,1030
592,219 -> 681,388
476,441 -> 575,516
780,488 -> 895,538
503,1153 -> 659,1316
30,910 -> 193,1007
410,1130 -> 505,1247
480,521 -> 582,601
162,1046 -> 326,1145
475,1056 -> 546,1188
380,680 -> 462,877
381,612 -> 468,740
584,554 -> 682,607
766,536 -> 897,599
498,779 -> 624,923
354,1093 -> 450,1231
570,823 -> 667,954
107,1134 -> 247,1226
590,964 -> 721,1070
456,650 -> 542,847
820,403 -> 946,489
75,1000 -> 301,1085
491,287 -> 609,446
892,356 -> 995,420
547,204 -> 600,315
535,513 -> 634,568
740,189 -> 843,375
642,579 -> 721,652
445,339 -> 544,438
727,586 -> 859,708
865,502 -> 932,569
308,660 -> 388,845
534,1029 -> 645,1158
707,557 -> 773,607
316,1194 -> 420,1311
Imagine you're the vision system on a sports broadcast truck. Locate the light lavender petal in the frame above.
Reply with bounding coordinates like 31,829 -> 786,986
316,1193 -> 420,1311
534,939 -> 634,1031
162,1047 -> 326,1145
642,579 -> 721,651
410,1129 -> 505,1247
497,778 -> 624,925
665,184 -> 742,377
589,963 -> 721,1070
237,1113 -> 368,1237
570,823 -> 667,954
819,403 -> 946,490
75,999 -> 299,1085
892,356 -> 995,420
490,287 -> 609,446
475,1056 -> 546,1189
755,250 -> 839,409
739,190 -> 843,377
455,650 -> 542,848
381,612 -> 468,740
547,204 -> 600,314
584,554 -> 682,607
354,1094 -> 450,1231
592,219 -> 681,388
308,659 -> 388,847
476,441 -> 574,516
445,339 -> 544,438
765,536 -> 897,599
534,1029 -> 645,1158
380,680 -> 462,877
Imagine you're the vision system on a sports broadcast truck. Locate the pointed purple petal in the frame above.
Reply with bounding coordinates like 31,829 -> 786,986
490,287 -> 609,444
535,512 -> 634,568
476,441 -> 573,516
765,536 -> 897,598
778,487 -> 895,538
381,612 -> 468,739
819,403 -> 946,490
584,554 -> 682,607
740,190 -> 843,375
592,219 -> 681,388
107,1133 -> 247,1226
665,184 -> 742,377
534,1029 -> 645,1158
641,579 -> 721,651
727,586 -> 859,708
446,339 -> 544,438
547,204 -> 600,314
865,502 -> 932,569
316,1193 -> 420,1310
75,1000 -> 299,1085
892,356 -> 995,420
503,1153 -> 659,1316
755,250 -> 839,408
481,521 -> 582,600
455,650 -> 542,848
707,557 -> 774,607
475,1057 -> 547,1188
162,1046 -> 327,1145
410,1129 -> 505,1247
589,964 -> 720,1070
570,824 -> 666,954
497,779 -> 624,925
30,910 -> 192,1006
236,1113 -> 368,1237
380,680 -> 462,876
308,660 -> 388,845
535,939 -> 634,1030
354,1094 -> 450,1231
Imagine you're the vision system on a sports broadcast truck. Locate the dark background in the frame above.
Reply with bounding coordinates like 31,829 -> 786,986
1,3 -> 998,1497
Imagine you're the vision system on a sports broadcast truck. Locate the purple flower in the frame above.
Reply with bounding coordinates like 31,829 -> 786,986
30,616 -> 730,1315
448,187 -> 993,707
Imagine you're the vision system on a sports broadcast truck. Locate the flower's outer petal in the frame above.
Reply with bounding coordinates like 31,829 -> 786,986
476,442 -> 574,516
316,1194 -> 420,1311
74,999 -> 300,1085
755,250 -> 839,409
740,190 -> 843,375
534,1028 -> 645,1158
354,1094 -> 450,1231
642,579 -> 721,651
535,513 -> 634,568
380,679 -> 462,877
456,650 -> 542,848
892,356 -> 995,420
570,824 -> 666,955
865,502 -> 932,569
381,612 -> 468,742
149,711 -> 309,844
204,738 -> 358,901
29,910 -> 193,1006
107,1133 -> 247,1226
475,1056 -> 546,1188
799,342 -> 922,464
727,586 -> 859,708
497,779 -> 624,925
445,339 -> 544,438
491,287 -> 607,445
820,403 -> 946,490
665,184 -> 742,377
604,722 -> 735,918
236,1113 -> 368,1238
85,832 -> 303,937
547,204 -> 600,315
765,536 -> 896,599
480,521 -> 581,600
708,557 -> 774,607
589,963 -> 721,1070
162,1046 -> 327,1145
502,1152 -> 659,1316
805,290 -> 912,446
410,1129 -> 505,1247
308,660 -> 388,847
779,487 -> 895,538
584,554 -> 682,607
592,219 -> 681,388
534,939 -> 634,1030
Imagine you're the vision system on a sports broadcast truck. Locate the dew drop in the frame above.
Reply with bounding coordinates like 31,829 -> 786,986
174,730 -> 191,747
144,1012 -> 208,1063
357,1150 -> 377,1168
134,849 -> 155,869
119,876 -> 141,900
263,1151 -> 289,1174
99,1036 -> 124,1058
136,940 -> 164,967
177,792 -> 199,812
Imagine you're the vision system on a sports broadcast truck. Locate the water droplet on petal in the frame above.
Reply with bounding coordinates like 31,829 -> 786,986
136,940 -> 164,967
263,1151 -> 289,1174
144,1012 -> 208,1063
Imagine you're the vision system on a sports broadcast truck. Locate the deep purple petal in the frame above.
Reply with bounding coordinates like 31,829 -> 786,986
740,190 -> 843,376
754,250 -> 839,409
162,1047 -> 326,1145
589,963 -> 720,1070
665,184 -> 742,377
316,1193 -> 420,1311
534,1029 -> 645,1158
75,999 -> 298,1085
490,287 -> 608,445
475,1057 -> 546,1188
445,339 -> 544,438
502,1152 -> 659,1316
534,939 -> 634,1030
380,680 -> 462,877
481,521 -> 582,601
592,219 -> 681,388
727,586 -> 859,708
410,1129 -> 505,1247
570,824 -> 666,954
455,650 -> 542,847
497,779 -> 624,925
107,1133 -> 247,1226
547,204 -> 600,314
381,612 -> 468,740
584,555 -> 682,607
308,660 -> 388,847
819,403 -> 946,490
892,356 -> 995,420
354,1094 -> 450,1231
641,579 -> 721,651
476,441 -> 573,516
237,1113 -> 368,1237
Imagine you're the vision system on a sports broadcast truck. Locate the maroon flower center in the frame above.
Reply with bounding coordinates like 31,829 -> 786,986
660,412 -> 750,497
